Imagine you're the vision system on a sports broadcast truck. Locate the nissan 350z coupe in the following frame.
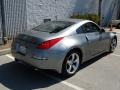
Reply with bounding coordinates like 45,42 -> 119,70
11,19 -> 117,76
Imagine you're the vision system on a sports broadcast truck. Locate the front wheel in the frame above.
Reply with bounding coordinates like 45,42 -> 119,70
62,50 -> 81,76
109,38 -> 117,53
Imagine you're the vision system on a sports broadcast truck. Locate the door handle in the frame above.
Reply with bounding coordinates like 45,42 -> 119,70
85,35 -> 89,41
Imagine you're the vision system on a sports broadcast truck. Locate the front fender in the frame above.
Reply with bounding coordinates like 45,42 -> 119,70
109,32 -> 117,39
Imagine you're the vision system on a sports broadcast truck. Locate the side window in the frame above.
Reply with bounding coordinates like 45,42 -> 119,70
81,23 -> 91,33
90,23 -> 100,32
76,27 -> 84,34
81,22 -> 100,33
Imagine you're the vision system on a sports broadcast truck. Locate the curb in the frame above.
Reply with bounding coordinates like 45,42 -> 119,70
0,48 -> 11,56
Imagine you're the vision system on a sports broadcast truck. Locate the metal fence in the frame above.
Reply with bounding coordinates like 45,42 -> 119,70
3,0 -> 27,39
0,1 -> 3,44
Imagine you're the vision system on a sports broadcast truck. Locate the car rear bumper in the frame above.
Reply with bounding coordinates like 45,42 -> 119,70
11,49 -> 66,73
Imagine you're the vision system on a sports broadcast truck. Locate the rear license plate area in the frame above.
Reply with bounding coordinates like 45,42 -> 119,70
16,43 -> 26,55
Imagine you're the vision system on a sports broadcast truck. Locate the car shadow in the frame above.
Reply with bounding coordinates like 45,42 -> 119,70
0,52 -> 110,90
80,52 -> 110,70
0,62 -> 61,90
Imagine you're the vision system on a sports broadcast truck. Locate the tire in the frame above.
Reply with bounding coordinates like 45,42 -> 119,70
15,58 -> 20,62
62,50 -> 81,77
14,58 -> 24,65
109,38 -> 117,53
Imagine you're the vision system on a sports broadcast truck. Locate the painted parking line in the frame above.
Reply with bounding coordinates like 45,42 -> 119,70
42,71 -> 85,90
111,54 -> 120,57
5,54 -> 14,60
117,32 -> 120,34
5,54 -> 84,90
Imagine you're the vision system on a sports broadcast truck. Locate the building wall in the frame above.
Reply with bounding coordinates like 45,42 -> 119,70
26,0 -> 117,29
26,0 -> 99,30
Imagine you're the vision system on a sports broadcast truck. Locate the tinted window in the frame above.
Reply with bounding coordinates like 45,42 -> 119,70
81,22 -> 100,33
76,27 -> 84,34
32,21 -> 75,33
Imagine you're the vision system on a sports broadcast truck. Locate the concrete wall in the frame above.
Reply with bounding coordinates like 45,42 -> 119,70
26,0 -> 100,30
26,0 -> 117,29
26,0 -> 76,30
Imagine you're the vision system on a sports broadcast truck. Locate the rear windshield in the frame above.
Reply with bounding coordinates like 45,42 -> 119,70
32,21 -> 74,33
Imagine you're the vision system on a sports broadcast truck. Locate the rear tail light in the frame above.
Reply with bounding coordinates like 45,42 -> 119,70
37,37 -> 63,49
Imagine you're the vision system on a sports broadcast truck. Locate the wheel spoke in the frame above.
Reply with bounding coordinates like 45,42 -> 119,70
113,40 -> 116,45
72,65 -> 77,71
68,65 -> 72,72
111,39 -> 117,51
71,54 -> 75,62
73,58 -> 79,64
67,60 -> 71,65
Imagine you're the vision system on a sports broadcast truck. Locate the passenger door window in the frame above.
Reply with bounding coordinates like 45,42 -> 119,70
81,22 -> 100,33
76,27 -> 84,34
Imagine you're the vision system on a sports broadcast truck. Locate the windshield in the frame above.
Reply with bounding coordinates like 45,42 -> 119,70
32,21 -> 75,33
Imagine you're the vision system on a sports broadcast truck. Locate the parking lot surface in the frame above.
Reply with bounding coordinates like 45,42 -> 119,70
0,30 -> 120,90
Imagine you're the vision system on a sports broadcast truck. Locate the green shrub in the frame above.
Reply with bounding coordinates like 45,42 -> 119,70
70,14 -> 100,24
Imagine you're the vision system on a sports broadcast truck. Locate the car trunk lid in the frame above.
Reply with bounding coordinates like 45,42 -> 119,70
16,30 -> 51,44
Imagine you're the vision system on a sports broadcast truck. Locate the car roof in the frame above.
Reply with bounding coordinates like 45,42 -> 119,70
56,18 -> 89,23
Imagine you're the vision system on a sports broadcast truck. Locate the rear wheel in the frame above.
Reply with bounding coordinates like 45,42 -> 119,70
62,50 -> 81,76
15,58 -> 24,65
109,38 -> 117,53
15,58 -> 20,62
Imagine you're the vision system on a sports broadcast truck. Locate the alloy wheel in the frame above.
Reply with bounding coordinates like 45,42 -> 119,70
66,53 -> 80,74
110,39 -> 117,52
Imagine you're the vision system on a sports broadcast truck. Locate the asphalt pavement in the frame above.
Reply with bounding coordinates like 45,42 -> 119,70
0,29 -> 120,90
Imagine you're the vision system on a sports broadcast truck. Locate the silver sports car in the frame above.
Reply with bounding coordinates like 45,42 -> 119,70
11,19 -> 117,76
